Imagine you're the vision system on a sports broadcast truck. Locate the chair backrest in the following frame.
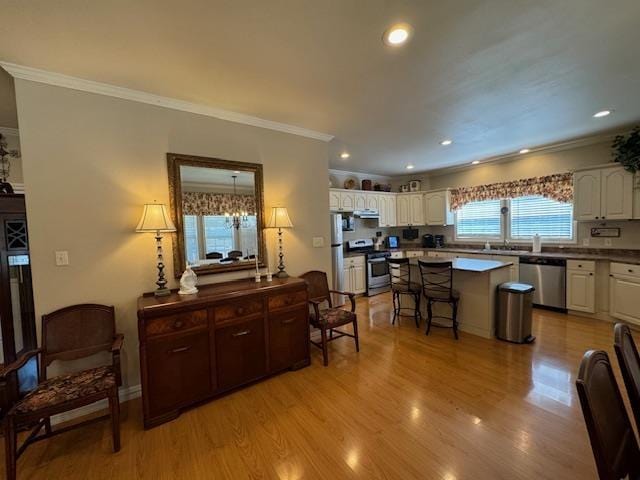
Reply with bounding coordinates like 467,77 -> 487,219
614,323 -> 640,433
300,270 -> 332,308
41,304 -> 116,379
386,257 -> 411,289
228,250 -> 243,259
576,349 -> 640,480
417,260 -> 453,298
205,251 -> 223,259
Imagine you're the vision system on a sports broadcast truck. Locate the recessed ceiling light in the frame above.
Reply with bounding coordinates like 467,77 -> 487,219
340,152 -> 350,159
440,139 -> 453,146
471,160 -> 480,165
406,164 -> 415,170
519,149 -> 530,154
593,110 -> 612,118
383,23 -> 412,46
233,170 -> 241,173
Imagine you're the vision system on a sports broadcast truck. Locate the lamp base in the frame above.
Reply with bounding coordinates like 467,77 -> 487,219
274,270 -> 289,279
154,288 -> 171,297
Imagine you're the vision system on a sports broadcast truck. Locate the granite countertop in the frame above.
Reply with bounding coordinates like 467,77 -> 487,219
408,257 -> 512,272
393,246 -> 640,266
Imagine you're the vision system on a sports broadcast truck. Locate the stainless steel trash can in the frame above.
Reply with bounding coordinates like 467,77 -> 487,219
496,282 -> 535,343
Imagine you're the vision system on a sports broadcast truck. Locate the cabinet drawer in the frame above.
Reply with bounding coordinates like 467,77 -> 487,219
268,289 -> 307,311
214,298 -> 263,325
345,256 -> 365,267
610,262 -> 640,279
145,309 -> 208,338
145,331 -> 213,415
567,260 -> 595,272
269,307 -> 309,373
406,250 -> 424,258
216,317 -> 266,391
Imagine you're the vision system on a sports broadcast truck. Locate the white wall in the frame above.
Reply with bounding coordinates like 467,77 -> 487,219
15,79 -> 331,387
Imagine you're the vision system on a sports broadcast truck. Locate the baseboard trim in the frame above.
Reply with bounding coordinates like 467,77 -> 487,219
51,384 -> 142,426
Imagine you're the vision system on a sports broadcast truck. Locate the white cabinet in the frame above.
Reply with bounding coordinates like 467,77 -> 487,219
566,260 -> 596,313
601,167 -> 634,219
396,193 -> 425,226
353,192 -> 367,211
406,250 -> 425,258
329,189 -> 356,212
424,190 -> 454,226
574,166 -> 634,221
365,193 -> 379,211
609,262 -> 640,325
343,256 -> 366,295
378,194 -> 397,227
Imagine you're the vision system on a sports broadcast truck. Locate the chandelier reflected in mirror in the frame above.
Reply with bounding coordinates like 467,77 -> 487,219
225,175 -> 250,229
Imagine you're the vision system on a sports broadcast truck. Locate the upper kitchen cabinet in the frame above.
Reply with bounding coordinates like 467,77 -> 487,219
396,193 -> 425,226
329,189 -> 356,212
574,165 -> 634,220
354,192 -> 367,211
365,193 -> 379,211
424,190 -> 454,226
378,194 -> 396,227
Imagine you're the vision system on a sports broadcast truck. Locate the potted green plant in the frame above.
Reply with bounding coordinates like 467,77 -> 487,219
612,126 -> 640,174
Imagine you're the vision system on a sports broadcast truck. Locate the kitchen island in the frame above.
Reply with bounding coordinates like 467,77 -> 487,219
402,257 -> 513,339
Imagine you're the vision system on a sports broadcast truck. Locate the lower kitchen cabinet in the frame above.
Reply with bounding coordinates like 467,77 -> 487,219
566,260 -> 596,313
138,277 -> 310,428
343,256 -> 366,294
609,262 -> 640,325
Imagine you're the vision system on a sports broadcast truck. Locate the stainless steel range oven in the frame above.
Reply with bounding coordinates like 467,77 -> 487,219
366,251 -> 391,296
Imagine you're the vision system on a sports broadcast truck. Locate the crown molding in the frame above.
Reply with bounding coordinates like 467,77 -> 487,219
425,129 -> 625,178
0,62 -> 334,142
329,168 -> 392,181
0,126 -> 19,137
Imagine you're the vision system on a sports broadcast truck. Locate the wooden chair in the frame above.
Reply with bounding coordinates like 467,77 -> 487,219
0,304 -> 124,480
300,271 -> 359,366
576,350 -> 640,480
417,260 -> 460,339
614,323 -> 640,434
386,257 -> 421,327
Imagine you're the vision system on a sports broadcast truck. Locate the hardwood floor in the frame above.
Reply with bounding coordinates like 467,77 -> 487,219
3,293 -> 626,479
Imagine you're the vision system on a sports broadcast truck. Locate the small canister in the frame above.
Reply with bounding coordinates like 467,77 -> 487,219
362,179 -> 372,190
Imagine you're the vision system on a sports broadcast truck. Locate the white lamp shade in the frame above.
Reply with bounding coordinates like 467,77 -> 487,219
136,203 -> 176,232
266,207 -> 293,228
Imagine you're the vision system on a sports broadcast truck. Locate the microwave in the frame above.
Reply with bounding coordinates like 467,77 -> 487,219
342,214 -> 355,232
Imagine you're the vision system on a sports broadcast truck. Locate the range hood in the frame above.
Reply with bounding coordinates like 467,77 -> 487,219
353,209 -> 380,219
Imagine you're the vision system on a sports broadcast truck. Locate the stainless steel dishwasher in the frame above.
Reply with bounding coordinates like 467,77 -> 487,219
519,256 -> 566,310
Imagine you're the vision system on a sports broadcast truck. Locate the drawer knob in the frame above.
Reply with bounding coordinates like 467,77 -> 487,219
173,320 -> 184,329
589,273 -> 593,276
629,269 -> 634,273
578,264 -> 582,268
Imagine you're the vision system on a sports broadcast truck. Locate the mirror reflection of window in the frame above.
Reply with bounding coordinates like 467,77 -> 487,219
180,166 -> 258,267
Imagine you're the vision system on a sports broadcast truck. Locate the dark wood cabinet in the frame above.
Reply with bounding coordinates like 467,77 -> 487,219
138,277 -> 309,428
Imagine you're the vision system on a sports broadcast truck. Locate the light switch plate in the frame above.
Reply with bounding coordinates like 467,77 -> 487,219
55,251 -> 69,266
312,237 -> 324,248
582,238 -> 590,246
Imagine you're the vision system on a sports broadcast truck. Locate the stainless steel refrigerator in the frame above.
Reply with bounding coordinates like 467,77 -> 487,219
330,214 -> 344,306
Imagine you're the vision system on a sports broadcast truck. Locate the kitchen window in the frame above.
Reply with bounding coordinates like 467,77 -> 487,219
455,196 -> 574,243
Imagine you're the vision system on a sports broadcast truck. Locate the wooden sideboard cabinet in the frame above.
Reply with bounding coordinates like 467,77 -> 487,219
137,277 -> 310,428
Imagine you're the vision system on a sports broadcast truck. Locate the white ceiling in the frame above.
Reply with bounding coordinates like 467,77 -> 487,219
1,1 -> 639,175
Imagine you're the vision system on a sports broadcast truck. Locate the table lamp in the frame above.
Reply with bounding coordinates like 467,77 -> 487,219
136,202 -> 176,296
266,206 -> 293,278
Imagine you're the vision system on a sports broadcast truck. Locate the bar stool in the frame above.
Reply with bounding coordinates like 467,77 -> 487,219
417,260 -> 460,339
386,257 -> 421,327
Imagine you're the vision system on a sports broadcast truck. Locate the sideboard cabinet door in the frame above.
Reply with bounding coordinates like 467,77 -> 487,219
216,317 -> 266,391
145,331 -> 213,416
269,307 -> 309,372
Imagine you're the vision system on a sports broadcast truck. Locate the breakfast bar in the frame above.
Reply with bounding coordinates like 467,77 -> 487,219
402,257 -> 513,339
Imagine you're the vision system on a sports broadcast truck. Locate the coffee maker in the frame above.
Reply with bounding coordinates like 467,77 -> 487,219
422,234 -> 445,248
434,235 -> 445,248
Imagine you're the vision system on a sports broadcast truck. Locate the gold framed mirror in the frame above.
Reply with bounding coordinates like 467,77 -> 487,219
167,153 -> 266,277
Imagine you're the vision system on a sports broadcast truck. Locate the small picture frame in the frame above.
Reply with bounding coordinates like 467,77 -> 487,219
590,227 -> 620,238
400,184 -> 409,193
